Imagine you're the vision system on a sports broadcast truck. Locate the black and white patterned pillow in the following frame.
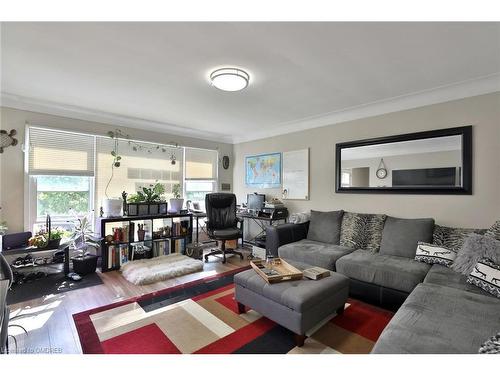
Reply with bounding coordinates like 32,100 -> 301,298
467,258 -> 500,298
485,220 -> 500,241
433,225 -> 486,253
415,242 -> 457,267
340,212 -> 386,252
479,332 -> 500,354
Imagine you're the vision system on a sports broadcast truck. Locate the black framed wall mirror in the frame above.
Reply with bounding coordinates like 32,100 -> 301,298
335,126 -> 472,194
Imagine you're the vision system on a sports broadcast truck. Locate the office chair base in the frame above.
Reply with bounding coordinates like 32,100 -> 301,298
204,248 -> 244,264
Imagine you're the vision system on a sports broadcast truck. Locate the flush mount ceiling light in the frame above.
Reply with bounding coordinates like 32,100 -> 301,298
210,68 -> 250,92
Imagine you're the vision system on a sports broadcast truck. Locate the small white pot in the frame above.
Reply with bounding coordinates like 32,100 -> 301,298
103,198 -> 123,217
169,198 -> 184,213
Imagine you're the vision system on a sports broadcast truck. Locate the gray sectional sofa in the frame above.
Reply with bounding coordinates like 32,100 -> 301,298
266,211 -> 500,353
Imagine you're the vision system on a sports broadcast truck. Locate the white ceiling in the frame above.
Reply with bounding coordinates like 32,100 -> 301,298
1,22 -> 499,144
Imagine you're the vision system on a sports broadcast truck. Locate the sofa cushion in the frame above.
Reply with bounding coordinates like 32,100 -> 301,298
307,210 -> 344,244
479,332 -> 500,354
371,283 -> 500,353
335,249 -> 431,293
414,242 -> 457,267
423,263 -> 492,297
278,239 -> 354,271
485,220 -> 500,241
339,212 -> 386,252
467,258 -> 500,298
452,233 -> 500,275
433,224 -> 486,252
379,216 -> 434,258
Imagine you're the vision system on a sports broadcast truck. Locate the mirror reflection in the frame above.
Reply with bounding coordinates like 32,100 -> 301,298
340,135 -> 463,188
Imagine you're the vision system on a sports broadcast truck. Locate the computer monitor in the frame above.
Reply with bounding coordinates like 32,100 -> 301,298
247,193 -> 265,210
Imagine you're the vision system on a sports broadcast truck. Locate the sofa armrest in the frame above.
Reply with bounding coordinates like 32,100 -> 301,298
266,222 -> 309,257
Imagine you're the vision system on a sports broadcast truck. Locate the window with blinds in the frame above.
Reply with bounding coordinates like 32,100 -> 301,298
185,148 -> 218,180
95,138 -> 184,206
28,127 -> 95,176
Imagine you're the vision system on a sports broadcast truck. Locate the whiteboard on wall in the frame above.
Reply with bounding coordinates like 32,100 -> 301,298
282,148 -> 309,200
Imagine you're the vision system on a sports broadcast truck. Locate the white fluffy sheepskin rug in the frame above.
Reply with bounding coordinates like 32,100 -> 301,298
120,253 -> 204,285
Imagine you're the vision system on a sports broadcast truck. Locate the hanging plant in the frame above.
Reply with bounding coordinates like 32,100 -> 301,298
107,130 -> 124,168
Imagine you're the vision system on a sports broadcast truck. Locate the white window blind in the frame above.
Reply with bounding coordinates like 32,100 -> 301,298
185,148 -> 218,180
95,137 -> 183,205
28,127 -> 95,176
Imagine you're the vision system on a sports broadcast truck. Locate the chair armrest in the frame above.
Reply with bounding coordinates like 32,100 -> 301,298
266,222 -> 309,257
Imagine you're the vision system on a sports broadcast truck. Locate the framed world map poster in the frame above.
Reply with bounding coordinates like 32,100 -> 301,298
245,152 -> 282,188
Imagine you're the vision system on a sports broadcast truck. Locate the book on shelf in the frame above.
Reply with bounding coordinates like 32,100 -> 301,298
119,244 -> 129,266
171,220 -> 190,237
108,244 -> 130,269
173,238 -> 186,254
153,240 -> 170,257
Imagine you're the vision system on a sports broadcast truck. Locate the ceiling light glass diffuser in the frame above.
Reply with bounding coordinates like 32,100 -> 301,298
210,68 -> 250,92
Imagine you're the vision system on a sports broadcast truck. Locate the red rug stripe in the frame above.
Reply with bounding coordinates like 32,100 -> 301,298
194,317 -> 276,354
215,292 -> 249,314
332,299 -> 394,342
101,323 -> 181,354
73,266 -> 249,354
73,311 -> 105,354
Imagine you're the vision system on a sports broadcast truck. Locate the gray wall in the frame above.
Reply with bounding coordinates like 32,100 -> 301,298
0,106 -> 233,232
233,93 -> 500,228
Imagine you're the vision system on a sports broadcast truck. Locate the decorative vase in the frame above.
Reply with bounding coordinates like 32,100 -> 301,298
137,230 -> 145,241
169,198 -> 184,213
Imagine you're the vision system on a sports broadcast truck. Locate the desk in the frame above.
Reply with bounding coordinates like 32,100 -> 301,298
191,212 -> 208,244
236,212 -> 288,248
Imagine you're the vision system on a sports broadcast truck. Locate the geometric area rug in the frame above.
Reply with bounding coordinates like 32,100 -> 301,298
73,267 -> 394,354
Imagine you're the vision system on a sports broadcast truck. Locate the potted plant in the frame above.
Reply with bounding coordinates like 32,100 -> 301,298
127,182 -> 168,216
28,228 -> 66,249
169,183 -> 184,213
68,211 -> 101,275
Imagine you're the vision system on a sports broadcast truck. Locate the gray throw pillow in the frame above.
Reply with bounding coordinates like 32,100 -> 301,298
307,210 -> 344,244
339,212 -> 386,252
433,224 -> 486,253
379,216 -> 434,258
485,220 -> 500,241
452,233 -> 500,275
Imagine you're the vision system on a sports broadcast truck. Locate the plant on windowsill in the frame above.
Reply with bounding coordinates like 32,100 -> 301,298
169,183 -> 184,213
28,227 -> 67,249
126,182 -> 168,216
68,210 -> 101,275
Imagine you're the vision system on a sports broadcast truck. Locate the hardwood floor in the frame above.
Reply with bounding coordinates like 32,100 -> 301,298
7,250 -> 251,354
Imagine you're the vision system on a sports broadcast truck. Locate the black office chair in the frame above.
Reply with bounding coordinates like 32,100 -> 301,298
204,193 -> 244,264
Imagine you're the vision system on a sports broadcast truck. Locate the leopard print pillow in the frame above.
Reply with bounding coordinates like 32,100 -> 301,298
340,212 -> 386,252
433,224 -> 487,252
485,220 -> 500,241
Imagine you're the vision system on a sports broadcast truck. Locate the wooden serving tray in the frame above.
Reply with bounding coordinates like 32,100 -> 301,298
250,258 -> 303,284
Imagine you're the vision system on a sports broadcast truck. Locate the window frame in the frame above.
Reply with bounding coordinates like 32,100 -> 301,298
183,147 -> 219,209
28,175 -> 95,232
24,124 -> 220,232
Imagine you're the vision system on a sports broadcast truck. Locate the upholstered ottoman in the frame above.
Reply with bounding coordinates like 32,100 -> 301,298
234,264 -> 349,346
